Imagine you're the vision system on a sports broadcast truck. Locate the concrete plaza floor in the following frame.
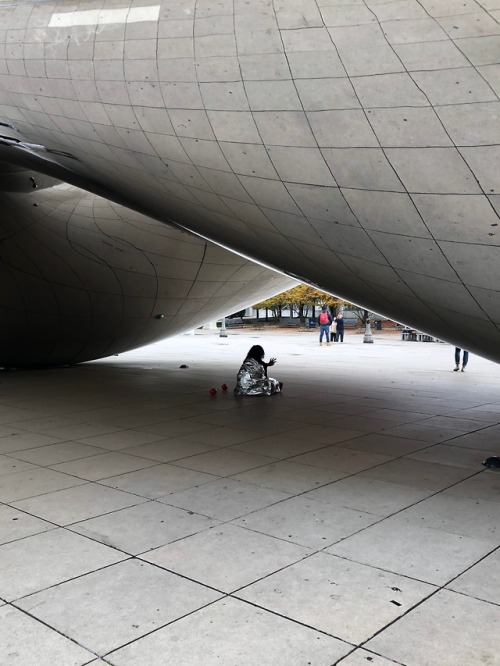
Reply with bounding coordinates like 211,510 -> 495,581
1,328 -> 500,666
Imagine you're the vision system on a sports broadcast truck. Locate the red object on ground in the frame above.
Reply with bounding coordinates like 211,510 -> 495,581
221,384 -> 228,391
209,388 -> 217,396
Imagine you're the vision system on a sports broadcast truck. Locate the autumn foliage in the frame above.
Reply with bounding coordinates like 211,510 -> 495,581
253,285 -> 345,322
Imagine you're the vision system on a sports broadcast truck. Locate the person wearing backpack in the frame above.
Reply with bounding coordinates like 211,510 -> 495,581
317,305 -> 332,346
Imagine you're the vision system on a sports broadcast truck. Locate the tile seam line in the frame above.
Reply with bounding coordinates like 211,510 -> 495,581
5,600 -> 100,661
355,542 -> 500,650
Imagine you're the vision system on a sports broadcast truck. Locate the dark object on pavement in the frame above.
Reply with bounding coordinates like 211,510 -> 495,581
483,456 -> 500,469
179,364 -> 189,368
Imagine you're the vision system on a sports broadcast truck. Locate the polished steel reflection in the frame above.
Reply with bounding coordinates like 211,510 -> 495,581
0,0 -> 499,364
0,184 -> 294,367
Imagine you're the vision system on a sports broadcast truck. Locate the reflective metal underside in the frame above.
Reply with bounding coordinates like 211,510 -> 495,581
1,0 -> 499,365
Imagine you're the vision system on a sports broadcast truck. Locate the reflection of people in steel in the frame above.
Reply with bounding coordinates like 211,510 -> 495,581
454,348 -> 469,372
234,345 -> 282,396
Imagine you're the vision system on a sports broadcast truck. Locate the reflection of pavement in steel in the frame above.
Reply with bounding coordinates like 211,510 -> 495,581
0,1 -> 499,363
0,184 -> 294,367
49,6 -> 161,28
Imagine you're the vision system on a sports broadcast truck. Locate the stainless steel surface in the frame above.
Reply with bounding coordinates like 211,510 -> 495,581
0,0 -> 499,363
0,184 -> 294,366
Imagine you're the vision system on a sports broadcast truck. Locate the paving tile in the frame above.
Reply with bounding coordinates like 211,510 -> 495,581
233,495 -> 379,548
189,411 -> 259,428
0,432 -> 65,454
0,408 -> 46,425
336,649 -> 397,665
0,425 -> 26,438
359,458 -> 475,491
43,423 -> 124,440
339,432 -> 429,456
305,476 -> 432,517
142,523 -> 311,592
230,432 -> 335,458
231,460 -> 348,494
0,467 -> 86,502
361,408 -> 433,423
176,426 -> 261,446
8,442 -> 106,466
381,423 -> 464,442
81,411 -> 175,430
0,529 -> 126,601
0,455 -> 37,476
444,470 -> 500,502
365,590 -> 500,666
450,429 -> 500,449
352,397 -> 405,410
0,605 -> 93,666
462,403 -> 500,414
161,478 -> 290,521
396,492 -> 500,542
17,559 -> 220,656
172,448 -> 278,476
287,425 -> 364,445
447,549 -> 500,605
106,597 -> 350,665
119,438 -> 216,462
327,516 -> 495,585
394,400 -> 468,416
141,419 -> 220,438
238,552 -> 435,644
327,415 -> 400,432
291,445 -> 393,473
405,443 -> 495,469
442,407 -> 500,424
272,406 -> 349,423
49,452 -> 159,481
72,501 -> 218,555
6,416 -> 80,434
0,505 -> 54,546
418,415 -> 490,433
75,429 -> 169,450
470,424 -> 500,438
100,463 -> 218,499
12,483 -> 145,525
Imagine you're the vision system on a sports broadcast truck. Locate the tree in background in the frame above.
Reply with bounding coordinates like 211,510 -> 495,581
253,291 -> 290,319
253,285 -> 345,323
348,306 -> 371,326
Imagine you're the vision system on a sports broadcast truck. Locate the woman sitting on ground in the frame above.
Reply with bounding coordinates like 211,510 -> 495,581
234,345 -> 282,396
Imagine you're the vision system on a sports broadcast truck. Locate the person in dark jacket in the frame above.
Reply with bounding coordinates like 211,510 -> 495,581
334,312 -> 345,342
317,305 -> 332,346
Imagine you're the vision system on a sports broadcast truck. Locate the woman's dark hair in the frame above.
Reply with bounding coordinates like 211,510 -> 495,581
245,345 -> 265,363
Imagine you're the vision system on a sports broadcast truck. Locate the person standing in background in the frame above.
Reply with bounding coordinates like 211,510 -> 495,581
318,305 -> 332,346
454,348 -> 469,372
330,316 -> 337,343
335,312 -> 345,342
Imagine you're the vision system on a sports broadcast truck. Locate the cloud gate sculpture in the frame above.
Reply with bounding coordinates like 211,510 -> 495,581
0,0 -> 499,366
